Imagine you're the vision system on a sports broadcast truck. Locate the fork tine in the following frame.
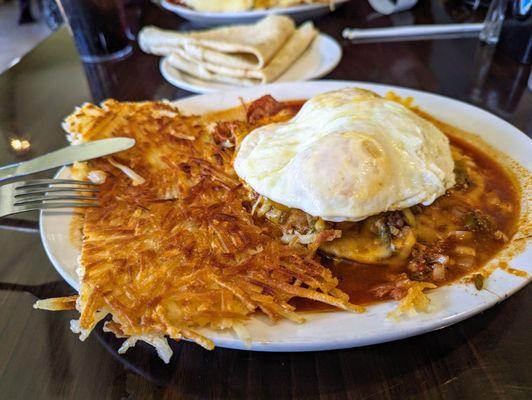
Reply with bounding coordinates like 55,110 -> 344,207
14,194 -> 99,206
16,179 -> 97,189
15,186 -> 99,197
0,179 -> 101,218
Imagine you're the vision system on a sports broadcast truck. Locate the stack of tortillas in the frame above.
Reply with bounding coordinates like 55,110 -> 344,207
138,15 -> 318,86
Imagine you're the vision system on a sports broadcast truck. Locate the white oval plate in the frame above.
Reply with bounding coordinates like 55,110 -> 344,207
160,0 -> 349,26
159,33 -> 342,94
40,81 -> 531,352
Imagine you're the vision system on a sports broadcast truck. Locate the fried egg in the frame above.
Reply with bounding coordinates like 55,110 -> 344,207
234,88 -> 455,222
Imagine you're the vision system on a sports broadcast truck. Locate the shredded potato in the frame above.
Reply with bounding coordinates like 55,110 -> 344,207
387,282 -> 437,320
33,295 -> 78,311
108,158 -> 145,186
38,99 -> 361,362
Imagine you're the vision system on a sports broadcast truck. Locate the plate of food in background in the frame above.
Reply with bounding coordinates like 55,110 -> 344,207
37,81 -> 531,363
139,15 -> 342,93
160,0 -> 350,26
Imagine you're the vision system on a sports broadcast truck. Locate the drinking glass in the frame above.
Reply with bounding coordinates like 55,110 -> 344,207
56,0 -> 132,62
479,0 -> 508,44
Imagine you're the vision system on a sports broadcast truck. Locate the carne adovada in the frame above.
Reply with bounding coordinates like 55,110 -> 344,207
34,88 -> 521,362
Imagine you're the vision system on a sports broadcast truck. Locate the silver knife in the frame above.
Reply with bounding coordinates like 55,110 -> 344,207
0,137 -> 135,183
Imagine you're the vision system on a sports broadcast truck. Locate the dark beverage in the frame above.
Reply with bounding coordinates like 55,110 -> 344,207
57,0 -> 132,62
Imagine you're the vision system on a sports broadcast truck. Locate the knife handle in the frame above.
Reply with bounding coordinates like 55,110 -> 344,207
0,138 -> 135,185
0,156 -> 60,184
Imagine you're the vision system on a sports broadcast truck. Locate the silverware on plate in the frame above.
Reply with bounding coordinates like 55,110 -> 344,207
0,137 -> 135,184
342,23 -> 484,41
0,179 -> 99,218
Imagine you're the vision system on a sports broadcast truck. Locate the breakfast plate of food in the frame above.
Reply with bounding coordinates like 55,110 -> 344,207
160,0 -> 350,26
38,81 -> 531,362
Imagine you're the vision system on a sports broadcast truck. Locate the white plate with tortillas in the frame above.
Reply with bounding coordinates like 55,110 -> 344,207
159,32 -> 341,93
139,15 -> 342,93
160,0 -> 350,26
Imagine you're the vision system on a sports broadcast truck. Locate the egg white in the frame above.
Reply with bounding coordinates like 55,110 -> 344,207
234,88 -> 455,221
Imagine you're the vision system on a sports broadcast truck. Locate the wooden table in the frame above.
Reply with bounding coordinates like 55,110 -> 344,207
0,1 -> 530,399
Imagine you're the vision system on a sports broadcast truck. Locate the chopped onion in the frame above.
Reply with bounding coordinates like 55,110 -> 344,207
454,246 -> 476,257
433,255 -> 449,265
87,170 -> 107,184
281,232 -> 318,245
449,231 -> 473,241
432,263 -> 446,281
456,257 -> 475,269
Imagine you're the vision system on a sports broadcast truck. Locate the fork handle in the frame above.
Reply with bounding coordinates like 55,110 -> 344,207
0,164 -> 20,184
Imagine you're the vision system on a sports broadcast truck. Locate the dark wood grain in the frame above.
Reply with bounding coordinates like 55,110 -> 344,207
0,1 -> 530,399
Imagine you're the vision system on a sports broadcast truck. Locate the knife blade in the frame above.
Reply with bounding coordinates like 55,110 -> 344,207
0,137 -> 135,183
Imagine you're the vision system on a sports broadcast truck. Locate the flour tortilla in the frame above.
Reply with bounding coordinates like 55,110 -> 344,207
167,22 -> 317,85
166,58 -> 260,87
139,15 -> 295,70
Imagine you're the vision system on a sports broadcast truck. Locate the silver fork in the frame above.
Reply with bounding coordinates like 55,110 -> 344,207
0,179 -> 100,218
